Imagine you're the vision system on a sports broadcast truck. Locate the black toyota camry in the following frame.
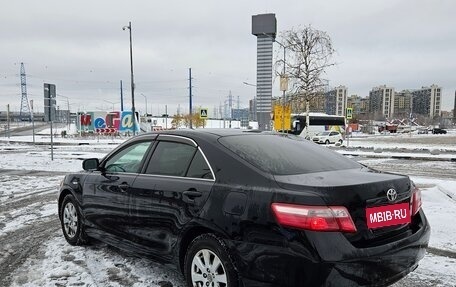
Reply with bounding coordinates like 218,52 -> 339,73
58,129 -> 430,287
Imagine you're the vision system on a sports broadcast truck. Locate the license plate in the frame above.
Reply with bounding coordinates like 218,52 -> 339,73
366,202 -> 410,229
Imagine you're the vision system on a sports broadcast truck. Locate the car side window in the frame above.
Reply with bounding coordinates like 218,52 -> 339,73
104,141 -> 152,173
145,141 -> 196,177
186,149 -> 214,180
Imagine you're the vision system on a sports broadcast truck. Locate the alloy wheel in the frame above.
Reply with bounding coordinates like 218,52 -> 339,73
191,249 -> 227,287
63,202 -> 78,238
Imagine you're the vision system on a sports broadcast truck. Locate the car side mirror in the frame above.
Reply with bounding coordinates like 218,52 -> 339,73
83,158 -> 100,171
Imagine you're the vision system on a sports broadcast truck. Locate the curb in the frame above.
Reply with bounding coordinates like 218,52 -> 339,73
338,151 -> 456,162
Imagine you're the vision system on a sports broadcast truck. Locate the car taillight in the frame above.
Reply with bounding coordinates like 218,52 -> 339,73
411,185 -> 422,216
271,203 -> 357,233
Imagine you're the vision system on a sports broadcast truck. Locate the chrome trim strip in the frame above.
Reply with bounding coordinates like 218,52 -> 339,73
158,134 -> 197,147
106,134 -> 216,182
140,173 -> 215,182
198,146 -> 216,181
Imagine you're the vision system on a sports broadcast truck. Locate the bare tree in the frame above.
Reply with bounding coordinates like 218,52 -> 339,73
276,25 -> 336,113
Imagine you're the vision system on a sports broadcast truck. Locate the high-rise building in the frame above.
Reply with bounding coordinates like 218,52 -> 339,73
325,86 -> 348,116
359,97 -> 370,115
394,90 -> 412,118
252,14 -> 277,130
369,85 -> 395,118
411,85 -> 441,118
347,94 -> 366,117
335,86 -> 348,116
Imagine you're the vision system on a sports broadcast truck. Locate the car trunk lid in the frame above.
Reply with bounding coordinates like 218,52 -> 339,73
273,168 -> 413,246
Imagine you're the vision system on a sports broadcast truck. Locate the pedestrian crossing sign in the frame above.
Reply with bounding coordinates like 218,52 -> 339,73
346,108 -> 353,120
200,108 -> 208,119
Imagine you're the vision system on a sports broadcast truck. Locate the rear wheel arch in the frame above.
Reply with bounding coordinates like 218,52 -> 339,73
184,233 -> 240,287
178,225 -> 225,273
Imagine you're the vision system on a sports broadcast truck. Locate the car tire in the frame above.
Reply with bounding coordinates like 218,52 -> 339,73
325,140 -> 330,145
184,234 -> 239,287
339,139 -> 343,144
60,194 -> 88,246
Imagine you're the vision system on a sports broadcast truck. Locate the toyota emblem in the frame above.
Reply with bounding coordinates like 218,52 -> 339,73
386,188 -> 398,202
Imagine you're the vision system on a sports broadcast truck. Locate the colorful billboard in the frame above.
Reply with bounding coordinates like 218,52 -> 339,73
78,111 -> 139,133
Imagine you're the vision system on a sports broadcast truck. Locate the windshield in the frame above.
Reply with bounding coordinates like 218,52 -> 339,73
219,134 -> 360,175
319,132 -> 331,136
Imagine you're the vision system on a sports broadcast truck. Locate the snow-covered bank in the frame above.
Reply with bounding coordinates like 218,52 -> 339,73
412,177 -> 456,253
0,136 -> 455,286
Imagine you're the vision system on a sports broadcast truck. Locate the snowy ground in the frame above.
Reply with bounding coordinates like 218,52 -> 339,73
0,133 -> 455,286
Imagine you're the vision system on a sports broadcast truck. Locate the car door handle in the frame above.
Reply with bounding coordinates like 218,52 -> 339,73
118,182 -> 130,192
183,189 -> 202,198
183,189 -> 202,203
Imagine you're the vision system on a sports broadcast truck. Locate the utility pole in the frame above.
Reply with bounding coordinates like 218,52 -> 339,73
123,21 -> 136,135
165,105 -> 168,129
6,104 -> 10,139
280,46 -> 287,133
189,68 -> 193,129
120,80 -> 124,111
30,100 -> 35,144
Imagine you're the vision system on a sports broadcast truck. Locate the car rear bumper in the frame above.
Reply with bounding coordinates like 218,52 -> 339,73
229,210 -> 430,287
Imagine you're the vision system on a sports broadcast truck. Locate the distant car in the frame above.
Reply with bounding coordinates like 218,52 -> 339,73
417,128 -> 429,134
432,128 -> 447,134
312,131 -> 343,144
58,130 -> 429,287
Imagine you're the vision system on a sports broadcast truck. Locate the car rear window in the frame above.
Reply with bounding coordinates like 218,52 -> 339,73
219,134 -> 360,175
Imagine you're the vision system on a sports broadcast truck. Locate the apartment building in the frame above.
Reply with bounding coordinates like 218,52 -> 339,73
369,85 -> 395,118
394,90 -> 412,117
411,85 -> 442,118
325,85 -> 348,116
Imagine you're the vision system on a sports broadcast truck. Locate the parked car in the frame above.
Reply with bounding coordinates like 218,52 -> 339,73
58,130 -> 429,287
432,128 -> 447,134
417,128 -> 429,134
312,130 -> 343,144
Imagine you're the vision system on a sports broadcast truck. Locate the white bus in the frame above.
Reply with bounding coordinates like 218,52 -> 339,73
289,113 -> 346,139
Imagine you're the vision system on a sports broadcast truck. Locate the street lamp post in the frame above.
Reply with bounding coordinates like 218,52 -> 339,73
141,93 -> 148,116
279,44 -> 287,133
58,94 -> 71,132
30,100 -> 35,144
103,100 -> 119,111
123,21 -> 136,135
262,33 -> 288,133
243,81 -> 257,121
6,104 -> 10,139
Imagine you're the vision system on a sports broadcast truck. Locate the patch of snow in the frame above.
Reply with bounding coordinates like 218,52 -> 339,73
10,234 -> 185,287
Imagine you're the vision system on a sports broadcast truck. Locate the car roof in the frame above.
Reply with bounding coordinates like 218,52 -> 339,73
136,128 -> 264,141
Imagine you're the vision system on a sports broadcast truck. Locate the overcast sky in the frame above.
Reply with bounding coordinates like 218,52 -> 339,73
1,0 -> 455,116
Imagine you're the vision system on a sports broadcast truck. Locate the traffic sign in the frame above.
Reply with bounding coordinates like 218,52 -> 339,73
200,108 -> 208,119
96,128 -> 117,133
273,104 -> 291,131
346,108 -> 353,120
280,75 -> 288,92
